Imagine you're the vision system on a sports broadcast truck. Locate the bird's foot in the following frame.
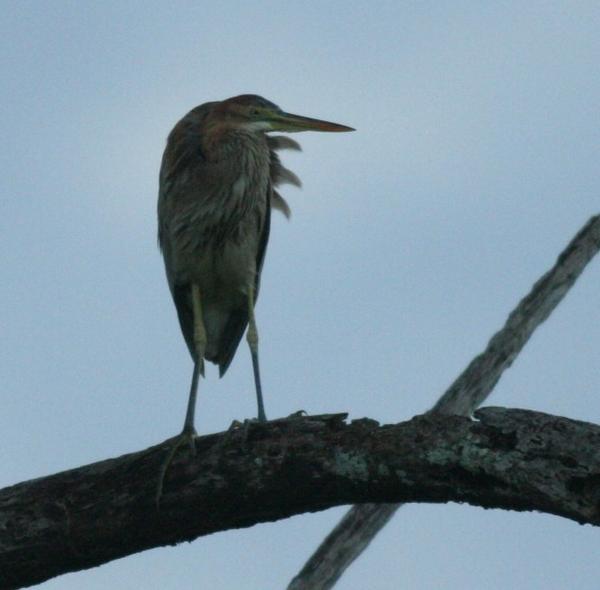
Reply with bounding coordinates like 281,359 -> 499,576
227,418 -> 245,432
155,426 -> 197,509
227,417 -> 267,450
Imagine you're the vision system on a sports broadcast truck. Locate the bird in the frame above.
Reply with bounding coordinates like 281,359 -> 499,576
156,94 -> 353,497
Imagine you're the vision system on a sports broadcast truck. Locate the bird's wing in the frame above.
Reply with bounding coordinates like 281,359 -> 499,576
158,104 -> 215,369
158,103 -> 216,257
216,186 -> 272,376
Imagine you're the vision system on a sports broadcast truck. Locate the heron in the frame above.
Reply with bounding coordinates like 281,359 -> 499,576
156,95 -> 353,491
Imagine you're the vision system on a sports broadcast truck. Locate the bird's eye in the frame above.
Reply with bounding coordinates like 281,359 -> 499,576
252,109 -> 260,116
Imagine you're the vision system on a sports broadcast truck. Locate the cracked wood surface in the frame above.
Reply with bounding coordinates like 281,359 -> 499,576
2,408 -> 600,589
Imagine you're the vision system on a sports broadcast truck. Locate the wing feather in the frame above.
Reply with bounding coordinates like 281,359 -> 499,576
216,188 -> 272,376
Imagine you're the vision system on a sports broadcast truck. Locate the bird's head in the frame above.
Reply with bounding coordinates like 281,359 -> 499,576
213,94 -> 354,134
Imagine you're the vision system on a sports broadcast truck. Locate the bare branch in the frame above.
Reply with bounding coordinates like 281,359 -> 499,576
2,409 -> 600,589
290,215 -> 600,590
435,214 -> 600,415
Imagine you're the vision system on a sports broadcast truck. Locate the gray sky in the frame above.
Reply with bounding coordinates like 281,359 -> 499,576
2,2 -> 599,588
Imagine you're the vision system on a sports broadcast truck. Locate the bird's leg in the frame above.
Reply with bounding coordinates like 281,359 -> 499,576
246,284 -> 267,422
182,283 -> 206,436
156,284 -> 205,507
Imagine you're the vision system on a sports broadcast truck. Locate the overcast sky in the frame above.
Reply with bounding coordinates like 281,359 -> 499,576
2,2 -> 600,589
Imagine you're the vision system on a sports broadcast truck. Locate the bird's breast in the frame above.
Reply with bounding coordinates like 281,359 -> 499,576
167,133 -> 271,292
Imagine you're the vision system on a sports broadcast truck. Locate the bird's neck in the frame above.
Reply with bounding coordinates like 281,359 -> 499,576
202,122 -> 268,163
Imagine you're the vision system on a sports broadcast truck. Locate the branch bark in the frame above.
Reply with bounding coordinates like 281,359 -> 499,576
289,214 -> 600,590
2,408 -> 600,589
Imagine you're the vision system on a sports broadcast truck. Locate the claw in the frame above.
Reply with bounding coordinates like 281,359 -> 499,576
155,428 -> 197,509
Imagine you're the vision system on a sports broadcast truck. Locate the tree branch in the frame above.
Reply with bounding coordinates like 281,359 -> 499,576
2,408 -> 600,589
290,215 -> 600,589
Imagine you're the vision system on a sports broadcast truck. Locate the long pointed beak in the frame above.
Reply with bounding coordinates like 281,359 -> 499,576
269,110 -> 354,133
